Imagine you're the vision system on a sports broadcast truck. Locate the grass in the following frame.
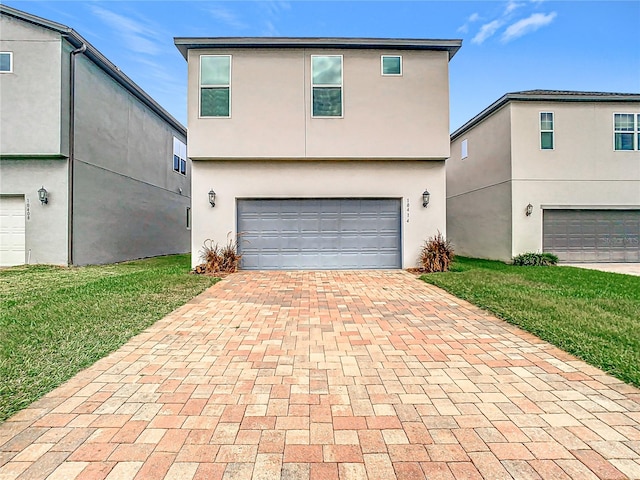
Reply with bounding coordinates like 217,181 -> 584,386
0,255 -> 218,422
420,257 -> 640,388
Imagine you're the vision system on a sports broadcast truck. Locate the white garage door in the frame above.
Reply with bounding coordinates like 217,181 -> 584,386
0,196 -> 26,267
237,198 -> 402,269
543,209 -> 640,262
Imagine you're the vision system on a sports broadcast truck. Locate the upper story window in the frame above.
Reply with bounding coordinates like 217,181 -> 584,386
461,139 -> 468,159
0,52 -> 13,73
381,55 -> 402,76
200,55 -> 231,117
614,113 -> 640,151
540,112 -> 554,150
312,55 -> 343,117
173,137 -> 187,175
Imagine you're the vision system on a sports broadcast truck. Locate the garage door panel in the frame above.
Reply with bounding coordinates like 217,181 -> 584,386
543,210 -> 640,263
238,198 -> 401,269
0,196 -> 26,267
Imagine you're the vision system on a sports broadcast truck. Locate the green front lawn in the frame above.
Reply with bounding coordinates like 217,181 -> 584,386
420,257 -> 640,387
0,255 -> 218,422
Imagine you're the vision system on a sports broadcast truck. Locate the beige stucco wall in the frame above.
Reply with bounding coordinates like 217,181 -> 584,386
510,101 -> 640,257
187,48 -> 451,160
447,105 -> 513,261
191,160 -> 445,269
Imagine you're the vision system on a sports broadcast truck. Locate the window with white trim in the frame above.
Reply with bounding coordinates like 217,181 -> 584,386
381,55 -> 402,76
311,55 -> 343,117
461,139 -> 468,159
186,207 -> 191,230
200,55 -> 231,117
173,137 -> 187,175
540,112 -> 554,150
0,52 -> 12,73
614,113 -> 640,151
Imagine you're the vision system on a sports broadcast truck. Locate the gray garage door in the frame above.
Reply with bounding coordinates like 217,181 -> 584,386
543,209 -> 640,262
237,198 -> 401,269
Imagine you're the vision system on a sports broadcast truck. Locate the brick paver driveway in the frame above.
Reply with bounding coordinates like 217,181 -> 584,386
1,271 -> 639,480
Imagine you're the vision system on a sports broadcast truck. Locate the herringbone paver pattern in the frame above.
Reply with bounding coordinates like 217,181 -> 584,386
1,270 -> 639,479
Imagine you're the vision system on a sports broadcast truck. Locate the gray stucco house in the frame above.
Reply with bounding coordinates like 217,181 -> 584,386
175,37 -> 461,270
448,90 -> 640,263
0,5 -> 190,267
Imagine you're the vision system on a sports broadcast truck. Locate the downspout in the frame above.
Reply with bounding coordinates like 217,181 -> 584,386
67,41 -> 86,266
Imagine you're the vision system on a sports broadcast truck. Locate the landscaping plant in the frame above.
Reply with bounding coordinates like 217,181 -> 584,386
195,235 -> 241,274
512,252 -> 558,266
418,231 -> 454,272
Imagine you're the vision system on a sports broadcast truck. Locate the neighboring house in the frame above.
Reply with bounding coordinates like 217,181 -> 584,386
174,37 -> 461,269
448,90 -> 640,263
0,5 -> 190,267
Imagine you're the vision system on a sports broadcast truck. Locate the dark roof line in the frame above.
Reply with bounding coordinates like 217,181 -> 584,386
174,37 -> 462,61
0,4 -> 186,136
451,90 -> 640,141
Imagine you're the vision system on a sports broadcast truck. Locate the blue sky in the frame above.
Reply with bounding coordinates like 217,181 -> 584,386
6,0 -> 640,131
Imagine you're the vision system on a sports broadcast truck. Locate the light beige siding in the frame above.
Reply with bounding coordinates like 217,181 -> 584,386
187,48 -> 451,160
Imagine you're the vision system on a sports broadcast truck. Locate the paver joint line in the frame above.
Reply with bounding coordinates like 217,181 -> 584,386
1,270 -> 639,480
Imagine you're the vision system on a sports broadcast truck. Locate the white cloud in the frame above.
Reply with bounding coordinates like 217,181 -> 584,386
457,12 -> 480,34
472,20 -> 504,44
89,6 -> 164,56
207,6 -> 248,30
504,1 -> 525,15
502,12 -> 557,42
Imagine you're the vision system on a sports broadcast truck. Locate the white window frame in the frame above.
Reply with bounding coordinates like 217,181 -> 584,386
186,207 -> 191,230
0,52 -> 13,73
199,54 -> 231,119
381,55 -> 402,76
311,55 -> 343,119
540,112 -> 554,150
461,139 -> 468,160
173,137 -> 187,176
613,113 -> 639,151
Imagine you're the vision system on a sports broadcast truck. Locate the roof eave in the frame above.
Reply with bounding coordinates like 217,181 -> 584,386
173,37 -> 462,61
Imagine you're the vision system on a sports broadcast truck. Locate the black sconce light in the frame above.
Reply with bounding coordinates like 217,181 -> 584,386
208,189 -> 216,207
526,203 -> 533,216
37,186 -> 48,205
422,189 -> 430,208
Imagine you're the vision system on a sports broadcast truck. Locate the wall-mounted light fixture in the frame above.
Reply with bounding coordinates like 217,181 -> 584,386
37,186 -> 48,205
422,189 -> 430,208
525,203 -> 533,216
208,189 -> 216,207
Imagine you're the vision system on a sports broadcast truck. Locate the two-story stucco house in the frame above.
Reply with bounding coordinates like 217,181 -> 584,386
174,37 -> 461,269
448,90 -> 640,263
0,5 -> 191,267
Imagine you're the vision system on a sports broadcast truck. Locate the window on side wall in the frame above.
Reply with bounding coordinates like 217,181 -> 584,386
614,113 -> 639,151
381,55 -> 402,76
173,137 -> 187,175
186,207 -> 191,230
540,112 -> 554,150
311,55 -> 343,117
0,52 -> 13,73
461,139 -> 468,159
200,55 -> 231,117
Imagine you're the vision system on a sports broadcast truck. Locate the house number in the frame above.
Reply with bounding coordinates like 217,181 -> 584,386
25,198 -> 31,221
406,198 -> 410,223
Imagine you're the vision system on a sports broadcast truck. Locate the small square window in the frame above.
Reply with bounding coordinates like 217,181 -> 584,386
0,52 -> 13,73
381,55 -> 402,76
